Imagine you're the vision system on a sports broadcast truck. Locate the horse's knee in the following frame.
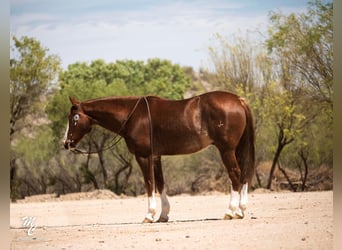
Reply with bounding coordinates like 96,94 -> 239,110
228,167 -> 241,188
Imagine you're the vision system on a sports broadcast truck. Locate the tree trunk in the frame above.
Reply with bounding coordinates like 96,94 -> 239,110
85,147 -> 99,190
278,162 -> 297,192
114,165 -> 130,194
74,173 -> 82,192
255,167 -> 262,188
10,157 -> 18,201
266,143 -> 284,189
299,150 -> 309,191
39,175 -> 47,194
112,151 -> 134,194
92,138 -> 108,188
97,150 -> 108,188
266,128 -> 294,189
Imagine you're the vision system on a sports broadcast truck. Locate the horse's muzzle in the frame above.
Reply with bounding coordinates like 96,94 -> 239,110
64,140 -> 76,150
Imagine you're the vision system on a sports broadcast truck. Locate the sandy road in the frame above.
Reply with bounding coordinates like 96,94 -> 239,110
10,191 -> 333,249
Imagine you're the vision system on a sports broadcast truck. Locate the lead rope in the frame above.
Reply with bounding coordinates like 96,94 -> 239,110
72,97 -> 143,155
143,96 -> 156,195
143,96 -> 154,158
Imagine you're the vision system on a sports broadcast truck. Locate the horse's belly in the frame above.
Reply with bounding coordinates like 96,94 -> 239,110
156,133 -> 213,155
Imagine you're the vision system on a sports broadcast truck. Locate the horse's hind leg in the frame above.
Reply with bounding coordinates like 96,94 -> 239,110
219,149 -> 245,219
154,156 -> 170,222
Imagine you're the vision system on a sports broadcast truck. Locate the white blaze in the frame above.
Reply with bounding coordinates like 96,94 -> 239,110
63,121 -> 69,144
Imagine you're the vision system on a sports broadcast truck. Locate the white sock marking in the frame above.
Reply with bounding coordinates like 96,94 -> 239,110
160,190 -> 170,219
145,191 -> 156,221
239,183 -> 248,211
229,188 -> 240,211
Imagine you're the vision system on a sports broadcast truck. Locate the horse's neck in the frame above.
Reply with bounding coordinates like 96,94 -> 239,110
81,97 -> 138,133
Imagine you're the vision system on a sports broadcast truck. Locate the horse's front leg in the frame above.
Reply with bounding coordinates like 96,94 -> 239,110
136,155 -> 156,223
154,156 -> 170,222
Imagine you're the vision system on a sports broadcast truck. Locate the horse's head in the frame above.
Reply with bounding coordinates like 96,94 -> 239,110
63,97 -> 93,150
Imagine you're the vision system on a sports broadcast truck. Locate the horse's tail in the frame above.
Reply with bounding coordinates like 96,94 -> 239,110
236,97 -> 255,185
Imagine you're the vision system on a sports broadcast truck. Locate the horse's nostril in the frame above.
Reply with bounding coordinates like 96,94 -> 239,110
64,143 -> 69,150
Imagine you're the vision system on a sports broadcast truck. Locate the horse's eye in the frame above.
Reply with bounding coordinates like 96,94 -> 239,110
73,114 -> 80,121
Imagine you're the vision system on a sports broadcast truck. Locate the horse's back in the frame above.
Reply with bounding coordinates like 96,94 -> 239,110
149,91 -> 244,133
198,91 -> 242,108
148,91 -> 246,155
149,91 -> 241,110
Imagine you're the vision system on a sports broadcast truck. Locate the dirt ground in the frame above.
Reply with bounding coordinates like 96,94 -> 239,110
10,190 -> 333,250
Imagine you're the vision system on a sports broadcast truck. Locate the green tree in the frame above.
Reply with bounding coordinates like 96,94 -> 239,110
207,33 -> 262,93
10,36 -> 60,139
260,82 -> 306,189
13,125 -> 56,196
265,0 -> 333,189
267,0 -> 333,109
10,36 -> 61,199
143,58 -> 190,99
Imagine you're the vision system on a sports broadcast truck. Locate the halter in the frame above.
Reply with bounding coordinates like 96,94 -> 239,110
71,96 -> 153,155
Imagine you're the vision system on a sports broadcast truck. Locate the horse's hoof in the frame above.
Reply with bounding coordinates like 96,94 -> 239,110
142,217 -> 154,223
224,214 -> 233,220
234,211 -> 244,219
157,216 -> 169,223
224,209 -> 244,220
142,214 -> 154,223
224,211 -> 234,220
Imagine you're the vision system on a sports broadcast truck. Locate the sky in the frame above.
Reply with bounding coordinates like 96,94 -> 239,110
10,0 -> 308,70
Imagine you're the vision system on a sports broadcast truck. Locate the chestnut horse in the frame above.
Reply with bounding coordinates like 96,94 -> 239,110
63,91 -> 255,222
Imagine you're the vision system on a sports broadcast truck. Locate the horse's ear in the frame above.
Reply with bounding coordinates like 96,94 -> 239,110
69,96 -> 80,105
